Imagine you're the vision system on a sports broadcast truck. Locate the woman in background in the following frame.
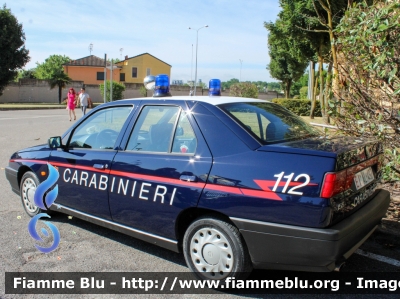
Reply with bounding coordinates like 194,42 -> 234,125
67,88 -> 77,121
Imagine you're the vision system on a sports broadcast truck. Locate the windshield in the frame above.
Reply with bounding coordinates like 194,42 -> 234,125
219,102 -> 320,145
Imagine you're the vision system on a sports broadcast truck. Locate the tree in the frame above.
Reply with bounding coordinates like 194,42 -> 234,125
49,71 -> 72,104
267,82 -> 281,91
108,58 -> 120,64
229,82 -> 259,98
100,81 -> 125,102
299,86 -> 309,99
0,4 -> 30,95
274,0 -> 330,117
275,0 -> 373,119
35,55 -> 70,79
35,55 -> 71,103
222,78 -> 239,90
265,19 -> 308,98
15,68 -> 36,81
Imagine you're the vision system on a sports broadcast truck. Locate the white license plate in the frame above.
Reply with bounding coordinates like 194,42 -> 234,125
354,167 -> 375,190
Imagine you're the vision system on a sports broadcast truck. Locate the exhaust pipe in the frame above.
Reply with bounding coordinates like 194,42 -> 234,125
334,261 -> 345,272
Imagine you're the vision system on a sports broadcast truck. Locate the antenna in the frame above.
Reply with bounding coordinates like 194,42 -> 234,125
89,43 -> 93,55
120,48 -> 123,59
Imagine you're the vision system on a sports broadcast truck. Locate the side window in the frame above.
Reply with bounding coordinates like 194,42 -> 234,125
229,110 -> 270,140
126,106 -> 179,153
69,106 -> 132,150
172,111 -> 197,154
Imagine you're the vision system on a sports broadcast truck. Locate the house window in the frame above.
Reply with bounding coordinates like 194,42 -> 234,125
120,73 -> 125,82
132,67 -> 138,78
97,72 -> 104,80
146,68 -> 151,76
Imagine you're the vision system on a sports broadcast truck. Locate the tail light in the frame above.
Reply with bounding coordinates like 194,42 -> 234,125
320,155 -> 380,199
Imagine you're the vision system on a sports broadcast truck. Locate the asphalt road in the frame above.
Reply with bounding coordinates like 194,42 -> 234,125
0,109 -> 399,299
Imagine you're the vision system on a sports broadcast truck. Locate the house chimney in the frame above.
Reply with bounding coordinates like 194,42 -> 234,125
125,55 -> 128,60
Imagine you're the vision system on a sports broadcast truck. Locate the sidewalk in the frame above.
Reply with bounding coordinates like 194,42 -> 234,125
0,103 -> 103,110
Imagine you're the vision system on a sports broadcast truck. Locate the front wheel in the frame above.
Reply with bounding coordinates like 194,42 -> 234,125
20,171 -> 44,217
183,217 -> 253,280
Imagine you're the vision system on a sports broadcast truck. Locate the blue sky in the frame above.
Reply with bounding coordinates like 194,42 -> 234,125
7,0 -> 280,83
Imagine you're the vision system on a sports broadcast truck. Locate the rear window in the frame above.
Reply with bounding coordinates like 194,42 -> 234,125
219,102 -> 320,144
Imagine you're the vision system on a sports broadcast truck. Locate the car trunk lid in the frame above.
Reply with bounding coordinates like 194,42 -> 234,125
257,136 -> 384,225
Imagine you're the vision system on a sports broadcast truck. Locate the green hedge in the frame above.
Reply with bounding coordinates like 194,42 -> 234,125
271,98 -> 322,117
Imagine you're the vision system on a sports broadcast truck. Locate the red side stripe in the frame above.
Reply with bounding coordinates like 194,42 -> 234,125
10,159 -> 47,164
240,188 -> 282,201
11,159 -> 297,201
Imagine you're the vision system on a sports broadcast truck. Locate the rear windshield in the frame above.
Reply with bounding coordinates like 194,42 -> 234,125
219,102 -> 320,144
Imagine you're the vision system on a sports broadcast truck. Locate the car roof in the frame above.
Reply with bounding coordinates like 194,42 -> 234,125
113,96 -> 270,106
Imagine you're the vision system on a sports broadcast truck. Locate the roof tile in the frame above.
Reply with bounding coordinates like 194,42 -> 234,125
63,55 -> 110,67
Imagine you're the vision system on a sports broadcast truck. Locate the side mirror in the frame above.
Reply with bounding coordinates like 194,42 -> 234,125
48,136 -> 63,149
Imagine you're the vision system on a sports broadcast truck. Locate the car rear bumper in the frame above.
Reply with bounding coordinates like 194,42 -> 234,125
230,189 -> 390,272
5,166 -> 20,195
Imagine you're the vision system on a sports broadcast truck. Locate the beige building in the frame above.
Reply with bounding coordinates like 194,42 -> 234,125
116,53 -> 171,84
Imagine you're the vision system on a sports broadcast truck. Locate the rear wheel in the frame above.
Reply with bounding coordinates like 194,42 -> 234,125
183,217 -> 252,280
20,171 -> 44,217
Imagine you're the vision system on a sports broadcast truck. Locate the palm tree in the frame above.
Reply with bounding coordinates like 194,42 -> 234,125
49,71 -> 72,103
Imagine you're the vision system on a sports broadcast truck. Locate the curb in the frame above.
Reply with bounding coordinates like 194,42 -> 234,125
0,107 -> 67,111
0,104 -> 102,111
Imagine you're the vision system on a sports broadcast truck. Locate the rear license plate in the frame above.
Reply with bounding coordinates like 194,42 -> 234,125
354,167 -> 374,190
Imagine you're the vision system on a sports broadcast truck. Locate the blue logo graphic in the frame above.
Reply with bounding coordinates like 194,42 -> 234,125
28,163 -> 60,253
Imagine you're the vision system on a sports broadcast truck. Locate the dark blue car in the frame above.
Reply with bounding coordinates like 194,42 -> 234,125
5,96 -> 390,279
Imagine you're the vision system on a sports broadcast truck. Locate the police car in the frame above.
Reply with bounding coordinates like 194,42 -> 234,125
5,75 -> 390,280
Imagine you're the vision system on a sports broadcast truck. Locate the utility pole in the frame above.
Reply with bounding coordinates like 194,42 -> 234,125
189,25 -> 208,95
110,60 -> 113,101
104,54 -> 107,103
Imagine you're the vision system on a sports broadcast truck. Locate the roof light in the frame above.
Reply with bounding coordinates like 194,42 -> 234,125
208,79 -> 221,96
153,74 -> 171,97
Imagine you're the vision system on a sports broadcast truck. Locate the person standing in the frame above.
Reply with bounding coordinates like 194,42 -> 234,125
78,87 -> 91,116
66,88 -> 77,121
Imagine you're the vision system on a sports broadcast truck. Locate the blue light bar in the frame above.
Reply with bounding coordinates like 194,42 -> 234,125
154,74 -> 171,97
208,79 -> 221,96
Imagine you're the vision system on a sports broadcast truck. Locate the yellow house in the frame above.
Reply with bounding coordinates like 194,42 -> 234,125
116,53 -> 171,83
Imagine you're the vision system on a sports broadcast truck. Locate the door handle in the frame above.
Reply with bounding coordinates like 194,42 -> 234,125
180,175 -> 197,182
93,164 -> 108,170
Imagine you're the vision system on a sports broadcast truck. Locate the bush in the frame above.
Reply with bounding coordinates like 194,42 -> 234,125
139,86 -> 147,97
272,98 -> 322,116
334,0 -> 400,179
229,82 -> 259,98
99,81 -> 125,102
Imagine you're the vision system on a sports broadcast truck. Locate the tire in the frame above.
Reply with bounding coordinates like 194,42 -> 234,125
20,171 -> 44,217
183,216 -> 253,280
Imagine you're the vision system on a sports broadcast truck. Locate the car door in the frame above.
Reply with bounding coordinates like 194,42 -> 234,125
109,100 -> 212,240
49,105 -> 134,220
